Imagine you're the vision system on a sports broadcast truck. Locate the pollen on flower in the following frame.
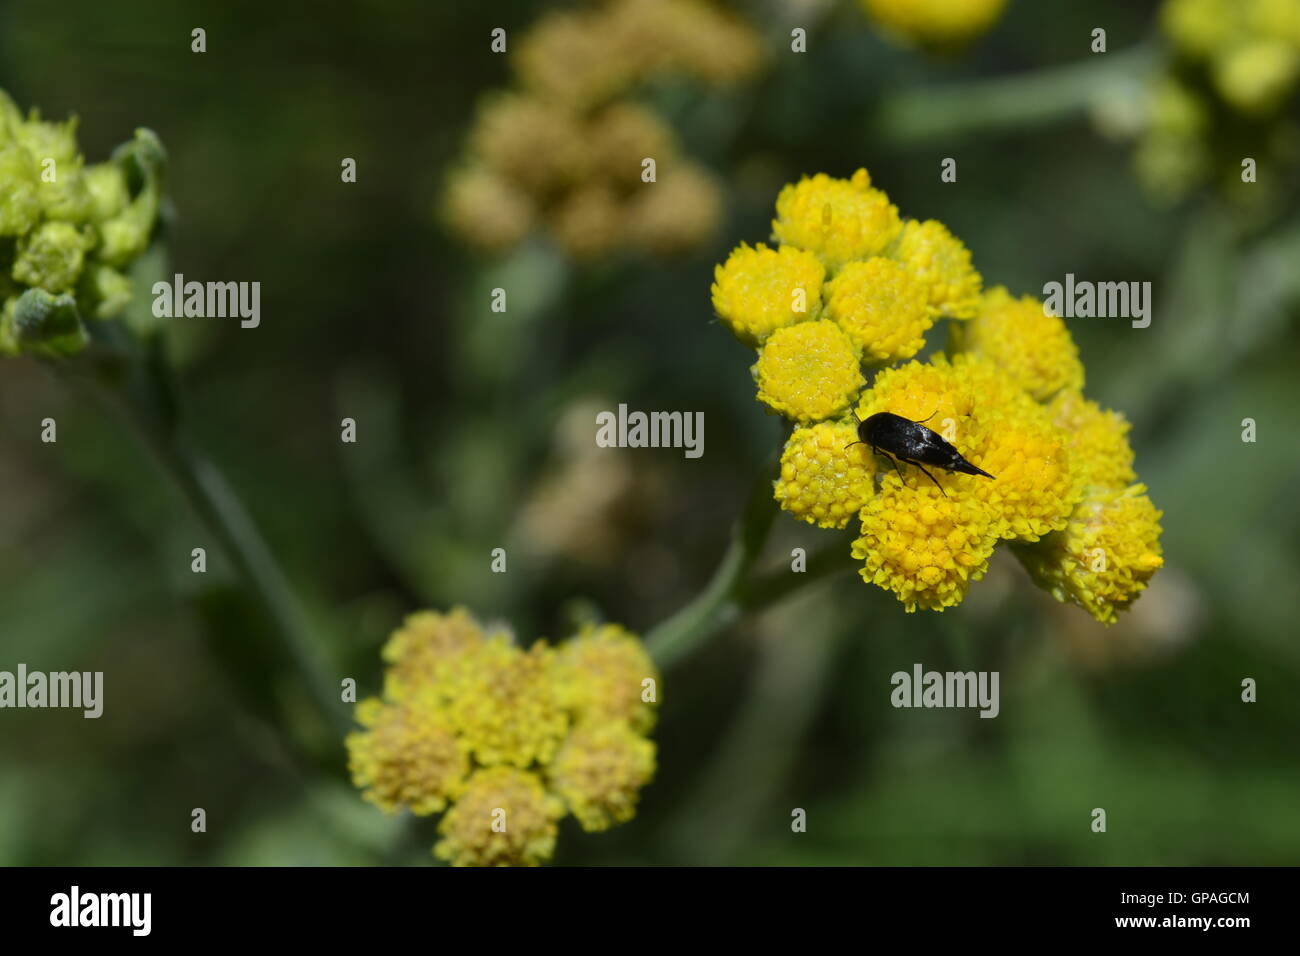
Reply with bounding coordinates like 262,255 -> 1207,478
854,353 -> 980,431
852,475 -> 998,611
1016,484 -> 1165,625
1047,390 -> 1137,492
346,692 -> 469,817
448,637 -> 570,768
555,623 -> 659,733
548,721 -> 656,832
774,421 -> 876,529
892,219 -> 983,319
433,767 -> 565,867
824,256 -> 936,362
711,242 -> 826,344
382,606 -> 493,702
966,399 -> 1080,542
753,320 -> 865,423
961,286 -> 1084,401
772,169 -> 903,270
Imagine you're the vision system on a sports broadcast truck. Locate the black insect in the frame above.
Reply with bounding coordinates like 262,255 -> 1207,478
847,411 -> 995,497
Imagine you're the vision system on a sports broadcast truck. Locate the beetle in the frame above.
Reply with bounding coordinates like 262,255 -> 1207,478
846,411 -> 994,497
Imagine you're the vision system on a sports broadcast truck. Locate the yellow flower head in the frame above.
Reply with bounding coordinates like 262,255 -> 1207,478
548,721 -> 656,832
774,421 -> 876,530
549,183 -> 625,260
434,767 -> 565,867
587,102 -> 677,188
469,93 -> 585,195
1212,39 -> 1300,113
442,166 -> 536,253
711,242 -> 826,344
753,320 -> 865,423
860,0 -> 1009,49
448,637 -> 570,768
626,163 -> 722,255
824,256 -> 936,362
1017,484 -> 1165,625
346,692 -> 469,816
967,396 -> 1080,542
853,475 -> 997,611
1047,389 -> 1137,492
556,623 -> 658,733
960,286 -> 1084,401
381,606 -> 490,702
772,169 -> 903,270
893,219 -> 983,319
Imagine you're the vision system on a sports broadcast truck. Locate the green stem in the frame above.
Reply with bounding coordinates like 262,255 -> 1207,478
645,454 -> 858,668
79,341 -> 347,747
875,43 -> 1159,144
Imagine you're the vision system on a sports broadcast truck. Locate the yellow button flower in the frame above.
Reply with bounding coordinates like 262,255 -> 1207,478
1017,484 -> 1165,625
711,242 -> 826,344
774,421 -> 876,529
772,169 -> 903,270
1047,389 -> 1137,492
852,475 -> 998,611
893,219 -> 983,320
434,767 -> 565,867
548,721 -> 656,832
961,286 -> 1084,401
860,0 -> 1009,48
448,637 -> 570,768
753,320 -> 865,423
555,623 -> 659,733
824,256 -> 936,363
967,398 -> 1079,542
381,606 -> 492,702
346,692 -> 469,817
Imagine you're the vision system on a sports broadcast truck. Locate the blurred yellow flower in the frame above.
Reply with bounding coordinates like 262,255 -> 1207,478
349,608 -> 659,865
434,767 -> 564,867
555,623 -> 659,733
1047,390 -> 1137,492
753,320 -> 865,423
860,0 -> 1009,49
548,721 -> 656,832
960,286 -> 1084,401
1018,484 -> 1165,624
772,169 -> 903,270
711,242 -> 826,344
824,256 -> 936,362
893,218 -> 983,319
345,692 -> 468,816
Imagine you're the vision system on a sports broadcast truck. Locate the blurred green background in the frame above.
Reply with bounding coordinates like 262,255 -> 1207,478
1,0 -> 1298,866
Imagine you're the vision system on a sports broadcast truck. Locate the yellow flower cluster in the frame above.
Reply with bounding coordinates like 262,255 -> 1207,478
1,89 -> 164,357
347,608 -> 658,865
1139,0 -> 1300,199
712,169 -> 1163,622
711,169 -> 983,420
443,0 -> 761,258
859,0 -> 1009,50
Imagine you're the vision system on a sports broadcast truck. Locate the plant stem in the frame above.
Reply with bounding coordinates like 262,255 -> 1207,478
875,43 -> 1159,144
79,341 -> 347,746
645,455 -> 858,668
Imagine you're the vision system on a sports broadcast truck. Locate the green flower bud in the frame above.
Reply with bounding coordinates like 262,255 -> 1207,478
0,145 -> 41,236
12,221 -> 94,293
83,162 -> 130,222
78,262 -> 133,320
5,287 -> 88,356
14,114 -> 81,167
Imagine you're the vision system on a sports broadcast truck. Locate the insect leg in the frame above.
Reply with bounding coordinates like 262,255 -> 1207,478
913,411 -> 938,425
874,445 -> 906,484
902,458 -> 948,497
